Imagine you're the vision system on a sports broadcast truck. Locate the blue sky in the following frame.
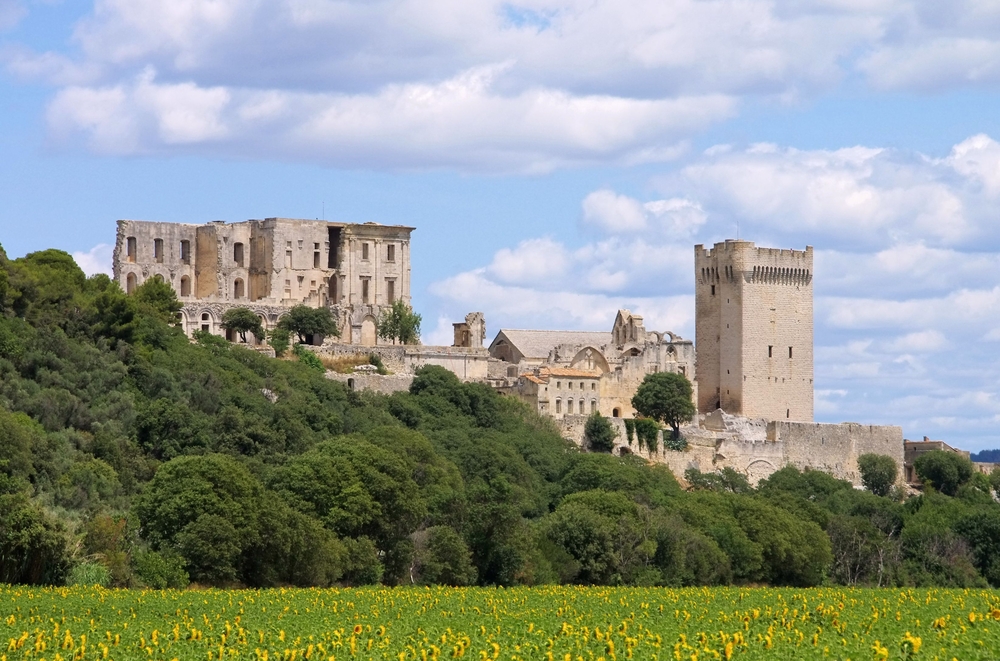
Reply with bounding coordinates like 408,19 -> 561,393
3,0 -> 1000,449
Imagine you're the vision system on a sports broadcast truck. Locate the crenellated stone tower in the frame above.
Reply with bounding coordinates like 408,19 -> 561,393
695,240 -> 813,421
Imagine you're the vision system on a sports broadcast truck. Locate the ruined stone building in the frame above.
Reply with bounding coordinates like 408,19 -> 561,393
695,240 -> 814,421
489,310 -> 696,419
113,218 -> 413,345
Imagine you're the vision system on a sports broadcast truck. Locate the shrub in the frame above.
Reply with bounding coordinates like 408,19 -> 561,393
583,412 -> 617,453
857,453 -> 898,497
67,561 -> 110,587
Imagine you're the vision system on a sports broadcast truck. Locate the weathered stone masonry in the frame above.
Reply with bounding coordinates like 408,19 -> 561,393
114,217 -> 413,344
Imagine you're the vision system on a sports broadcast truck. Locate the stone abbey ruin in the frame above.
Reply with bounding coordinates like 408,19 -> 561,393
114,217 -> 912,487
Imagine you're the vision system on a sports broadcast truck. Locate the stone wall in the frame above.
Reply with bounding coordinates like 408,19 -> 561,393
317,343 -> 490,381
556,412 -> 903,488
326,371 -> 413,394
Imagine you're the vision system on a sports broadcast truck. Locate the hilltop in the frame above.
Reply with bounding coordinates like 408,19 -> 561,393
1,245 -> 1000,589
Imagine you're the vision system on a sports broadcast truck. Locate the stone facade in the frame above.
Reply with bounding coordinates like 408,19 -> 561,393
695,240 -> 814,421
113,217 -> 414,345
491,309 -> 696,419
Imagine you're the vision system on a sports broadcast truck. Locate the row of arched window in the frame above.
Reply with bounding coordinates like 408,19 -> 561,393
123,272 -> 245,300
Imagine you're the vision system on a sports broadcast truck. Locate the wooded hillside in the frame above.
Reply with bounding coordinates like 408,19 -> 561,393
2,245 -> 1000,589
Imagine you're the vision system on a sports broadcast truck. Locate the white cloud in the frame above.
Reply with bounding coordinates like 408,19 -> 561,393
72,243 -> 113,276
582,189 -> 706,235
11,0 -> 1000,168
883,330 -> 948,353
44,65 -> 735,171
669,143 -> 973,247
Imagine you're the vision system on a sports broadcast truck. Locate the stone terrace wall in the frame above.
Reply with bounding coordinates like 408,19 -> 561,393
775,421 -> 904,486
557,413 -> 903,487
326,371 -> 413,394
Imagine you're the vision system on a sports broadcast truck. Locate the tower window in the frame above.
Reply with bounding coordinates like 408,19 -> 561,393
154,238 -> 164,263
234,242 -> 244,266
768,345 -> 773,358
180,240 -> 191,264
313,251 -> 320,268
126,237 -> 137,262
789,346 -> 793,359
710,285 -> 715,295
787,409 -> 790,419
180,276 -> 191,297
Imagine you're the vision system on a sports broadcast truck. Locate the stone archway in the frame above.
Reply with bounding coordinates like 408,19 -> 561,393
360,316 -> 377,346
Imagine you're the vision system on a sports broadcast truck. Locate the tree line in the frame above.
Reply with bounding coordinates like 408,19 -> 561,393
1,244 -> 1000,589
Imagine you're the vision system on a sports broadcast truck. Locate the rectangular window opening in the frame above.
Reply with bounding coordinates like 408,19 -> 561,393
387,279 -> 395,304
789,346 -> 793,359
362,278 -> 370,304
362,243 -> 370,260
768,345 -> 773,358
180,240 -> 191,264
153,238 -> 164,263
387,244 -> 395,262
234,242 -> 244,267
313,251 -> 320,268
710,284 -> 715,295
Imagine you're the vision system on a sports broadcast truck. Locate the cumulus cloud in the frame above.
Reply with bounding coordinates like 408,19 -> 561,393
44,65 -> 734,171
72,243 -> 113,276
10,0 -> 1000,168
581,189 -> 706,235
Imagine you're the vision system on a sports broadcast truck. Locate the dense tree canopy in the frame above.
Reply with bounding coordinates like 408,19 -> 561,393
1,246 -> 1000,590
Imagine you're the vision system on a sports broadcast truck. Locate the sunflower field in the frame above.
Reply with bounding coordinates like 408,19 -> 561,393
4,585 -> 1000,661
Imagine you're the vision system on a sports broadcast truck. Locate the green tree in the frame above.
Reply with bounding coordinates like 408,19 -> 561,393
376,300 -> 422,345
914,450 -> 974,496
132,277 -> 182,324
268,327 -> 291,357
631,372 -> 696,442
857,453 -> 898,497
134,454 -> 263,584
221,307 -> 265,343
583,412 -> 617,453
278,305 -> 339,344
414,526 -> 477,586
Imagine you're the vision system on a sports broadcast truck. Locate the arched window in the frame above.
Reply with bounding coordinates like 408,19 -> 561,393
591,400 -> 597,413
234,279 -> 244,299
578,400 -> 584,414
555,399 -> 562,414
126,273 -> 137,294
612,408 -> 620,418
201,312 -> 211,332
180,276 -> 191,297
